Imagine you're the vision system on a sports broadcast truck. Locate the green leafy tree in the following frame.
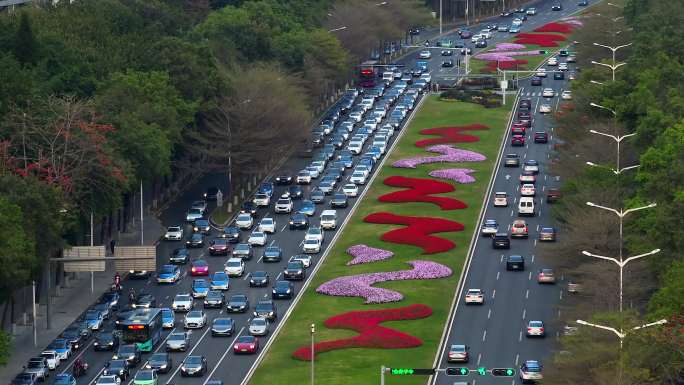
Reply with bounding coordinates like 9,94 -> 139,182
0,330 -> 11,366
647,261 -> 684,318
13,13 -> 37,66
0,195 -> 37,300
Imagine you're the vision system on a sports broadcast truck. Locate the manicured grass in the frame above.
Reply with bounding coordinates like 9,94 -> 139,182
210,206 -> 232,226
248,95 -> 510,385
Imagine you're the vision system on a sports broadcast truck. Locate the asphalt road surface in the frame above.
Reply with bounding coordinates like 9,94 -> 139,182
33,1 -> 591,384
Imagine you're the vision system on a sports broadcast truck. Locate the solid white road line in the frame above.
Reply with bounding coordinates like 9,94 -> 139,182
488,308 -> 492,319
496,271 -> 500,280
202,327 -> 246,385
482,330 -> 487,342
526,289 -> 530,299
477,353 -> 482,366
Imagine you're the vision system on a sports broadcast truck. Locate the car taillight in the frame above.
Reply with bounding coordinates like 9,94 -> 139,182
192,267 -> 196,273
527,327 -> 532,331
539,328 -> 544,332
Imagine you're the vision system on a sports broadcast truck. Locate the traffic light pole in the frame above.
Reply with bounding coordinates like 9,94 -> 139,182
381,365 -> 388,385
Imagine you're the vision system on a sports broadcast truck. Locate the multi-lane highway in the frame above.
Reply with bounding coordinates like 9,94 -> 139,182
23,1 -> 592,385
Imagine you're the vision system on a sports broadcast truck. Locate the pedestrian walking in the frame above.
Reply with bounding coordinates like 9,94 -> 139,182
110,239 -> 116,255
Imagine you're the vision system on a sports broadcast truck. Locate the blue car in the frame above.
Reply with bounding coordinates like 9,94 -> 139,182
258,182 -> 274,197
210,272 -> 230,291
298,200 -> 316,216
54,374 -> 76,385
85,309 -> 104,330
161,308 -> 175,328
157,264 -> 181,284
47,338 -> 71,361
192,279 -> 210,298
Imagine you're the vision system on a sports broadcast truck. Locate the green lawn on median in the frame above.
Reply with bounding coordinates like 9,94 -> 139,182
248,95 -> 510,385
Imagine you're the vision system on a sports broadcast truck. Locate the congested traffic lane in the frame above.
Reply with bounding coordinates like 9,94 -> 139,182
50,80 -> 427,385
432,54 -> 576,385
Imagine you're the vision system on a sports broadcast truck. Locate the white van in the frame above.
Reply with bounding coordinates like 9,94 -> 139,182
320,210 -> 338,230
518,197 -> 535,216
382,71 -> 394,83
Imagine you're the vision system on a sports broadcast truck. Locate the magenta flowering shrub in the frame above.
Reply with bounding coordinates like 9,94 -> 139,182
346,244 -> 394,266
490,43 -> 527,52
316,260 -> 453,304
392,145 -> 486,168
474,50 -> 545,62
429,168 -> 477,184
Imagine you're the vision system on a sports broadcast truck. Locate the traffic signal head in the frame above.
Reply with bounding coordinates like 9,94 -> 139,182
477,367 -> 487,376
391,368 -> 414,375
446,367 -> 470,376
539,50 -> 548,54
491,368 -> 516,377
390,368 -> 435,375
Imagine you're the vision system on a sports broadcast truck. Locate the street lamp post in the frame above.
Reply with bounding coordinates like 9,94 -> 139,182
592,42 -> 632,81
576,319 -> 667,348
310,323 -> 315,385
584,201 -> 658,312
585,161 -> 640,175
591,60 -> 627,82
590,79 -> 606,86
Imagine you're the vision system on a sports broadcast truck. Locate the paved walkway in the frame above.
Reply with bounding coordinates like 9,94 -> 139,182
0,214 -> 165,380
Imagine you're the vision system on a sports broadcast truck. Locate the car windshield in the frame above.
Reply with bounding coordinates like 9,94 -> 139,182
451,345 -> 466,352
261,219 -> 274,225
186,356 -> 202,365
192,233 -> 202,240
161,266 -> 176,273
287,262 -> 302,270
187,311 -> 202,318
227,260 -> 242,267
207,291 -> 222,299
150,353 -> 166,363
175,295 -> 190,302
529,321 -> 543,327
231,295 -> 247,302
86,310 -> 100,319
237,336 -> 254,343
136,371 -> 155,380
235,244 -> 250,252
188,208 -> 201,214
253,271 -> 267,278
214,318 -> 232,326
27,361 -> 43,368
168,226 -> 181,232
251,318 -> 267,326
108,360 -> 125,369
193,280 -> 208,288
169,333 -> 185,341
468,290 -> 481,295
265,247 -> 279,253
305,239 -> 318,245
275,282 -> 290,289
237,214 -> 251,221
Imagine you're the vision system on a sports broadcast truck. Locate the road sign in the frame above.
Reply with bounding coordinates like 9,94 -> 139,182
501,80 -> 508,90
63,246 -> 106,272
390,368 -> 435,375
114,246 -> 156,273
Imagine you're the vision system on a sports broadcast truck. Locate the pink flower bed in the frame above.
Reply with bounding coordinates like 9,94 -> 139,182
316,260 -> 453,303
429,168 -> 476,184
474,51 -> 544,61
346,244 -> 394,266
393,145 -> 486,168
490,43 -> 527,52
513,32 -> 568,48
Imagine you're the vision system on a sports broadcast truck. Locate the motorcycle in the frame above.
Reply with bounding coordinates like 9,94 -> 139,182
73,362 -> 89,378
110,283 -> 122,293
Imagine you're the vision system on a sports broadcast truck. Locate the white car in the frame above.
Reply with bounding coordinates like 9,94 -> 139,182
184,310 -> 207,329
480,219 -> 499,236
524,161 -> 539,174
248,317 -> 270,336
296,170 -> 311,184
305,227 -> 324,243
172,294 -> 193,312
542,88 -> 555,97
343,183 -> 359,197
248,231 -> 267,246
311,161 -> 326,173
479,30 -> 492,39
235,213 -> 253,230
41,350 -> 59,370
224,258 -> 245,277
350,171 -> 367,185
547,57 -> 558,66
520,184 -> 536,196
164,226 -> 184,241
494,192 -> 508,207
561,90 -> 572,100
520,360 -> 543,381
558,62 -> 568,71
302,238 -> 322,254
274,198 -> 293,214
536,68 -> 547,77
96,375 -> 121,385
259,217 -> 276,234
526,320 -> 545,337
418,50 -> 431,59
305,166 -> 320,179
289,255 -> 312,268
355,165 -> 371,176
253,193 -> 270,207
539,104 -> 552,113
465,289 -> 485,304
348,141 -> 363,154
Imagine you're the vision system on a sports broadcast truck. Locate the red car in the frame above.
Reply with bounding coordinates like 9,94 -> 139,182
208,239 -> 230,256
534,131 -> 548,143
511,135 -> 525,146
511,123 -> 526,135
190,259 -> 210,276
233,335 -> 259,354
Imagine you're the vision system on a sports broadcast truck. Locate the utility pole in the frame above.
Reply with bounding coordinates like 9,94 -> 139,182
140,180 -> 144,245
310,324 -> 315,385
32,280 -> 37,347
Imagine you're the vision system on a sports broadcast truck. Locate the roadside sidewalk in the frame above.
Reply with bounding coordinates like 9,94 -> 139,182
0,214 -> 165,380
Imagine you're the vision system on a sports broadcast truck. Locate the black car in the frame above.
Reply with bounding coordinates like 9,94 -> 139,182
506,255 -> 525,270
310,189 -> 325,204
113,344 -> 141,367
272,280 -> 295,300
289,213 -> 309,230
475,40 -> 487,48
180,355 -> 207,377
249,271 -> 270,287
170,247 -> 190,264
226,294 -> 249,313
504,154 -> 520,167
193,219 -> 211,234
241,201 -> 258,215
211,317 -> 235,337
441,50 -> 453,56
262,246 -> 283,262
186,233 -> 205,248
11,373 -> 36,385
330,193 -> 348,208
441,60 -> 454,68
221,226 -> 240,243
94,331 -> 119,351
492,233 -> 511,249
531,76 -> 542,86
134,293 -> 157,309
275,175 -> 293,185
283,261 -> 305,280
99,291 -> 120,311
253,300 -> 277,320
145,353 -> 172,373
552,3 -> 562,10
104,359 -> 130,380
578,0 -> 588,5
208,238 -> 230,256
554,71 -> 565,80
518,98 -> 531,110
203,291 -> 225,309
69,320 -> 93,339
204,187 -> 219,201
61,327 -> 86,350
288,185 -> 303,199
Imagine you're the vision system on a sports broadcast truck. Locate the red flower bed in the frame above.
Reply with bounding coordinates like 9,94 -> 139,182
514,33 -> 567,48
415,124 -> 488,147
364,212 -> 464,254
378,176 -> 467,210
533,22 -> 575,34
292,304 -> 433,361
483,59 -> 528,73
